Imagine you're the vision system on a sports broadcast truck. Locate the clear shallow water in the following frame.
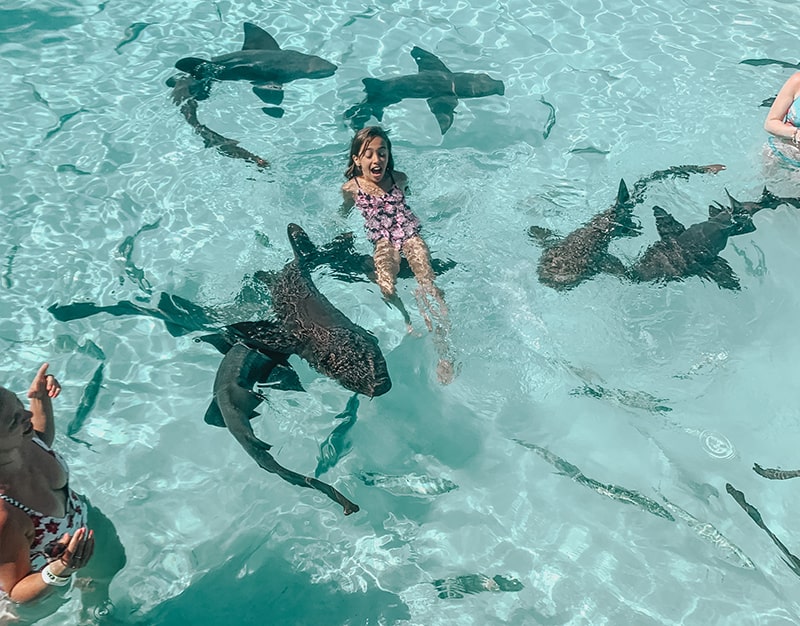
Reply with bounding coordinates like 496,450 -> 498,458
2,0 -> 800,624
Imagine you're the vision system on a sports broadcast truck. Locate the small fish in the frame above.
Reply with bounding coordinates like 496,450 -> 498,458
540,97 -> 556,139
314,394 -> 359,478
2,244 -> 19,289
116,219 -> 161,294
569,146 -> 610,155
740,58 -> 800,69
569,383 -> 672,413
115,22 -> 152,54
67,364 -> 104,439
658,491 -> 754,569
515,439 -> 674,521
43,109 -> 87,143
358,471 -> 458,497
55,164 -> 92,176
433,573 -> 523,599
727,482 -> 800,578
752,463 -> 800,480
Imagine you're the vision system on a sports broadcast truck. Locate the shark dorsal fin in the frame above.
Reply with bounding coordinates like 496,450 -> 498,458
287,223 -> 318,267
708,202 -> 726,218
411,46 -> 451,74
242,22 -> 281,51
653,206 -> 685,238
724,188 -> 744,212
616,179 -> 631,206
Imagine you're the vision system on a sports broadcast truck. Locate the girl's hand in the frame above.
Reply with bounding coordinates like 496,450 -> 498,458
27,363 -> 61,400
47,528 -> 95,575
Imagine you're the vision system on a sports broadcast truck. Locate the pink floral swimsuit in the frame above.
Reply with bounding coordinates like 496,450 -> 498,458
354,175 -> 421,250
0,437 -> 87,571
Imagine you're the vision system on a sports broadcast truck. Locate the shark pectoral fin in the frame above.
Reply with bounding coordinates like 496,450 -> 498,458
204,398 -> 226,427
426,95 -> 458,134
241,22 -> 281,51
704,257 -> 740,290
252,83 -> 285,105
653,206 -> 686,238
195,333 -> 235,354
261,106 -> 285,118
597,253 -> 627,277
411,46 -> 452,74
527,225 -> 558,247
236,433 -> 360,515
260,363 -> 305,392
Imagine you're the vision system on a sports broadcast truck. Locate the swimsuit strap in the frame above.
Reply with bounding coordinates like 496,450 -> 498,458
0,493 -> 36,516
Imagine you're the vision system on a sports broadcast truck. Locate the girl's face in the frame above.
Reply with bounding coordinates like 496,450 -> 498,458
354,136 -> 389,185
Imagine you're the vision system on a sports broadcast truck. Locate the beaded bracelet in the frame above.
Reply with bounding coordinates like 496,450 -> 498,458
40,563 -> 71,587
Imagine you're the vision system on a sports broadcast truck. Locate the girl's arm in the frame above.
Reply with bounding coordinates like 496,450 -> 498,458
340,181 -> 356,218
27,364 -> 60,447
765,73 -> 800,139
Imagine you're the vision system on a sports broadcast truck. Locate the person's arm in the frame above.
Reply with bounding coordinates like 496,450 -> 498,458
340,181 -> 356,218
27,364 -> 60,447
0,516 -> 94,604
765,73 -> 800,140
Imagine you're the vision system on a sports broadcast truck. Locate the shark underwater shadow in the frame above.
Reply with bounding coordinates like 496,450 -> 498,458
529,164 -> 800,291
49,224 -> 393,516
344,45 -> 505,134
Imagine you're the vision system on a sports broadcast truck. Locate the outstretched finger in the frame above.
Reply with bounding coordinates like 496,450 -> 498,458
27,363 -> 49,398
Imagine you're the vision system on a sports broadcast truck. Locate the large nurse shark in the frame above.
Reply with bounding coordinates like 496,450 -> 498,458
49,224 -> 391,515
528,164 -> 725,290
344,46 -> 504,134
628,188 -> 800,289
173,22 -> 337,117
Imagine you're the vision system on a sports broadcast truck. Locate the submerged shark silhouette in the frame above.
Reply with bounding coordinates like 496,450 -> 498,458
344,46 -> 504,134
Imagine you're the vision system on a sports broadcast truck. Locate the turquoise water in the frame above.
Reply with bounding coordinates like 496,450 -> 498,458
2,0 -> 800,624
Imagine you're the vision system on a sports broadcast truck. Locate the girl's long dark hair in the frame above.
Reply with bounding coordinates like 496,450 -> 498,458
344,126 -> 395,179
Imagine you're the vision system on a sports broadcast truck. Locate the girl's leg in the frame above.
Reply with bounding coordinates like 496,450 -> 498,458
374,238 -> 413,329
402,236 -> 456,384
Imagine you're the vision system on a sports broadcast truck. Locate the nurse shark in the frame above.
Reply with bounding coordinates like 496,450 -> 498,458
344,46 -> 504,134
49,224 -> 391,515
172,22 -> 337,117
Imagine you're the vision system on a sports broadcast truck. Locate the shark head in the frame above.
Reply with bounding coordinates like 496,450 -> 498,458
453,73 -> 505,97
309,326 -> 392,397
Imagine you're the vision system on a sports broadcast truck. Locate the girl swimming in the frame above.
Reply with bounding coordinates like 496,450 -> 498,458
341,126 -> 455,384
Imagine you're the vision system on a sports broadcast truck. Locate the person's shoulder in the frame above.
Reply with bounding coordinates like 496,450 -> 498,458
342,178 -> 357,193
393,171 -> 408,188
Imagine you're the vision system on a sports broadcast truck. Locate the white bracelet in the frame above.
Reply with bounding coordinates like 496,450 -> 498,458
40,563 -> 71,587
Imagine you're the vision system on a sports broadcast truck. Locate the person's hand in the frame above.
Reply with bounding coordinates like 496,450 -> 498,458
27,363 -> 61,400
47,528 -> 95,576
